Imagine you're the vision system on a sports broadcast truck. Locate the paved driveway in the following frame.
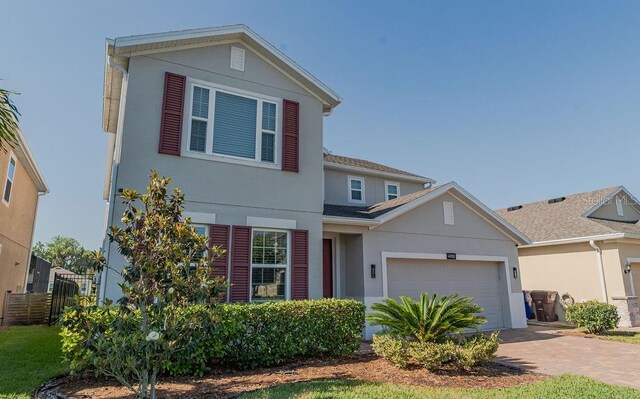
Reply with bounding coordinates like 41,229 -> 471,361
496,326 -> 640,389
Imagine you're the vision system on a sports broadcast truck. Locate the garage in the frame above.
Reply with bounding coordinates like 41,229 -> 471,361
386,258 -> 505,330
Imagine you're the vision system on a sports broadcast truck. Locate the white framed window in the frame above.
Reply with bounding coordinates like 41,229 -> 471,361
443,201 -> 455,225
184,79 -> 280,168
348,176 -> 365,204
47,282 -> 54,293
251,229 -> 289,302
192,224 -> 209,261
616,198 -> 625,217
385,181 -> 400,201
3,154 -> 16,206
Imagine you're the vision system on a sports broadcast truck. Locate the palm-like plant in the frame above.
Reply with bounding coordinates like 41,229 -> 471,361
0,87 -> 19,151
367,292 -> 486,343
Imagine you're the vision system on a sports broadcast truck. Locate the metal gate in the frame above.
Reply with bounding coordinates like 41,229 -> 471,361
48,273 -> 96,325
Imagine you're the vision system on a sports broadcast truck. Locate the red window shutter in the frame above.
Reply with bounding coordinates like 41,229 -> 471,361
158,72 -> 186,156
291,229 -> 309,300
230,226 -> 251,302
282,99 -> 300,172
209,224 -> 230,302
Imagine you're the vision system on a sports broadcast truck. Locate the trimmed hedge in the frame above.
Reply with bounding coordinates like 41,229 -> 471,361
61,299 -> 365,376
566,300 -> 619,334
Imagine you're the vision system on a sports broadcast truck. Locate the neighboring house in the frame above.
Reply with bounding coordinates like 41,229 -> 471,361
497,186 -> 640,327
46,267 -> 91,295
0,129 -> 49,316
98,25 -> 529,337
25,254 -> 52,293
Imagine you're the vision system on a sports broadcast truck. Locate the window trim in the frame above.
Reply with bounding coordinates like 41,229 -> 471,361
182,78 -> 282,169
348,176 -> 365,204
192,223 -> 209,261
384,181 -> 400,201
2,153 -> 16,206
249,228 -> 290,302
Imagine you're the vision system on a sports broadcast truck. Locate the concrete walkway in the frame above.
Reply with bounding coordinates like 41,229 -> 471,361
496,326 -> 640,389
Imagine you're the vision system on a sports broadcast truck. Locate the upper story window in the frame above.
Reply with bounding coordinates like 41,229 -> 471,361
251,229 -> 288,302
192,224 -> 209,261
348,176 -> 365,204
3,155 -> 16,206
186,80 -> 280,167
385,182 -> 400,201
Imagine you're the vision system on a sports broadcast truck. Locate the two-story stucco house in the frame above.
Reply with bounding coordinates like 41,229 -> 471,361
98,25 -> 529,336
0,129 -> 48,319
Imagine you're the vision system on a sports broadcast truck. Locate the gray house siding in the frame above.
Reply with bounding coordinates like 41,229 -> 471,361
323,168 -> 425,206
102,42 -> 326,301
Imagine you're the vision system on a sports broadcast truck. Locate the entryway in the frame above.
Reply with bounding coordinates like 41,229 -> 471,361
322,238 -> 333,298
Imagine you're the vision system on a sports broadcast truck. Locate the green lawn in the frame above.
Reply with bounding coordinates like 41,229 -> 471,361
0,326 -> 67,399
242,376 -> 640,399
592,330 -> 640,344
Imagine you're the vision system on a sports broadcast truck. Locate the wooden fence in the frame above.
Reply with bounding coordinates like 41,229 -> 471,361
1,292 -> 52,326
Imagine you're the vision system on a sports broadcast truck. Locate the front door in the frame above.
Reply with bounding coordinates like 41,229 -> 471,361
322,239 -> 333,298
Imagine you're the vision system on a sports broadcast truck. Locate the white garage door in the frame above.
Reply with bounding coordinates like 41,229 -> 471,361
386,258 -> 505,330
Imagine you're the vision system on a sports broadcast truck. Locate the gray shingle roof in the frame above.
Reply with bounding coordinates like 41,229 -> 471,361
323,153 -> 428,180
495,186 -> 640,242
323,185 -> 442,219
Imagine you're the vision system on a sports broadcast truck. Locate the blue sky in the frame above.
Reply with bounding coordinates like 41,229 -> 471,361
2,1 -> 639,249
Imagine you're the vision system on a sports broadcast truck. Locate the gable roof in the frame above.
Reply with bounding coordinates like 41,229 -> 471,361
495,186 -> 640,244
324,182 -> 530,245
103,24 -> 341,133
323,153 -> 434,184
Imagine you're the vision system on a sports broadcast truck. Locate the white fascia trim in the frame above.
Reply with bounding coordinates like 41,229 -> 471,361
323,161 -> 434,184
582,186 -> 640,218
107,24 -> 341,105
520,233 -> 629,248
322,216 -> 379,227
247,216 -> 296,230
11,129 -> 49,193
371,182 -> 531,245
183,212 -> 216,225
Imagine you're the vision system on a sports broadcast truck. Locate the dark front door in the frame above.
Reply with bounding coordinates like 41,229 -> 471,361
322,239 -> 333,298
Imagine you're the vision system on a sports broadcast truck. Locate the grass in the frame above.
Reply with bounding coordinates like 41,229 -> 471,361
0,326 -> 67,399
242,375 -> 640,399
591,330 -> 640,344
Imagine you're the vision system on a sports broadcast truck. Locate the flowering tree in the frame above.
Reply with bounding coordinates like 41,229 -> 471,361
97,170 -> 227,398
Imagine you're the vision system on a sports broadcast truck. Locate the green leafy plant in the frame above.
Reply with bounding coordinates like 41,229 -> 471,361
566,301 -> 619,334
371,331 -> 500,370
63,171 -> 228,399
32,236 -> 105,275
371,334 -> 409,368
367,292 -> 486,343
61,299 -> 365,374
0,87 -> 19,151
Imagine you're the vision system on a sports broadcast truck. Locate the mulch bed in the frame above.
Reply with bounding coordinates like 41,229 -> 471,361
40,353 -> 546,399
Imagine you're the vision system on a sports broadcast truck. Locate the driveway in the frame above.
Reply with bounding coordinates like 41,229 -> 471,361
497,326 -> 640,389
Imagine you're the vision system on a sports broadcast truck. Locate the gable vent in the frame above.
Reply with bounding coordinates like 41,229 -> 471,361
230,46 -> 245,71
548,196 -> 566,204
507,205 -> 523,212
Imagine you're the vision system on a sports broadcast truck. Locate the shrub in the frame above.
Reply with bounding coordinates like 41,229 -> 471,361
61,299 -> 365,375
367,292 -> 486,343
371,334 -> 408,368
371,332 -> 500,371
453,332 -> 500,370
407,340 -> 456,370
566,301 -> 619,334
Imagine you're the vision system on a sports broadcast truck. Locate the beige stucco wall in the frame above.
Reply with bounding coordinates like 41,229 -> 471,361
0,149 -> 39,315
518,240 -> 640,311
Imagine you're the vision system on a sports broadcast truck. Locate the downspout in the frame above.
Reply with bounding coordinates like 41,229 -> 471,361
589,240 -> 609,302
100,54 -> 128,303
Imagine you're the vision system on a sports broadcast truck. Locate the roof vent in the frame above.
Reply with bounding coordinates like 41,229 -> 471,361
230,46 -> 245,71
548,196 -> 566,204
507,205 -> 523,212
